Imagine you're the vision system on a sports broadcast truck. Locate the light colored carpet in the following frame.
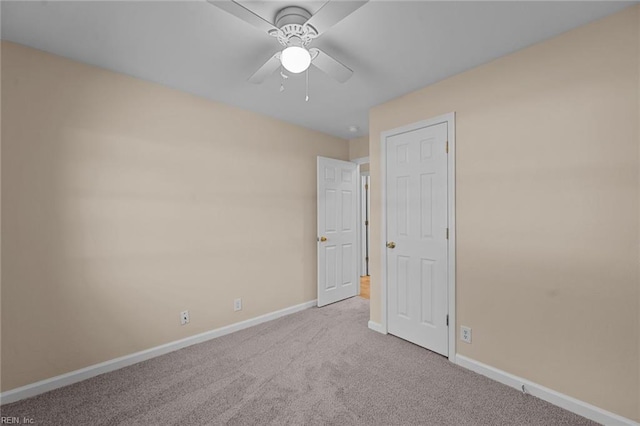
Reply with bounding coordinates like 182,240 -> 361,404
2,297 -> 597,425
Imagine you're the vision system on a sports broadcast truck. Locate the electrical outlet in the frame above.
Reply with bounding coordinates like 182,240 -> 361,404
460,326 -> 472,343
234,298 -> 242,312
180,310 -> 190,325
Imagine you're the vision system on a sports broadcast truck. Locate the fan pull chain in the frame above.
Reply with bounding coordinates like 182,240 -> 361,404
305,68 -> 309,102
280,67 -> 288,92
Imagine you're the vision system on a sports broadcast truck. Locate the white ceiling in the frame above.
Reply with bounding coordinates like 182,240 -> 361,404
1,1 -> 636,139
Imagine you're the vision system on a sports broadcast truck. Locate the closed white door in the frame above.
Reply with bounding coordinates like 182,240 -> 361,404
317,157 -> 358,307
386,122 -> 449,355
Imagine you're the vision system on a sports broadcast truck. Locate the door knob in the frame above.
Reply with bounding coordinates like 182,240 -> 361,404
386,241 -> 396,249
320,236 -> 328,242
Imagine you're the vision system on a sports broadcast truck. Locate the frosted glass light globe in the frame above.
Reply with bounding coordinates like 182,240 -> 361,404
280,46 -> 311,74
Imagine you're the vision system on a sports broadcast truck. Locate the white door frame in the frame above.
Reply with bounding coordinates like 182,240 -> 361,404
380,112 -> 456,362
360,171 -> 370,277
352,156 -> 369,280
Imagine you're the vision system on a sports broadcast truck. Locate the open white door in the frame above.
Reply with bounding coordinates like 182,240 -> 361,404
317,157 -> 358,307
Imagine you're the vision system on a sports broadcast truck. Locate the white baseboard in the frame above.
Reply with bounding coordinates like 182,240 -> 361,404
455,355 -> 639,426
0,299 -> 317,405
368,320 -> 385,334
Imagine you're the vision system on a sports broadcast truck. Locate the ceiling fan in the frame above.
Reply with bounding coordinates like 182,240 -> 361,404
207,0 -> 368,84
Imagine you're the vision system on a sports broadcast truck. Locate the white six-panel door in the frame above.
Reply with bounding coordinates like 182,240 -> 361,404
317,157 -> 358,307
386,123 -> 449,355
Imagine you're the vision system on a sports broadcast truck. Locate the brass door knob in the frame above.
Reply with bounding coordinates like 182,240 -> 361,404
320,236 -> 328,242
386,242 -> 396,249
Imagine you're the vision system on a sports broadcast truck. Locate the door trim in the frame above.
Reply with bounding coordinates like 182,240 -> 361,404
360,171 -> 370,277
380,112 -> 456,362
356,163 -> 361,295
351,156 -> 370,165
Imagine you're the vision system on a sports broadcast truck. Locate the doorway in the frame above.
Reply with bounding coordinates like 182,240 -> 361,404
350,156 -> 371,300
360,171 -> 370,299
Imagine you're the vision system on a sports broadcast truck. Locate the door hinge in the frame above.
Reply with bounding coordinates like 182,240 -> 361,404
446,228 -> 449,239
446,140 -> 449,153
446,314 -> 449,326
365,183 -> 368,190
365,220 -> 369,226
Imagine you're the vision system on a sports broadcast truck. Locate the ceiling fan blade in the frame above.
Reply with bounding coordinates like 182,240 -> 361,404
207,0 -> 277,33
304,1 -> 368,36
309,48 -> 353,83
248,52 -> 281,84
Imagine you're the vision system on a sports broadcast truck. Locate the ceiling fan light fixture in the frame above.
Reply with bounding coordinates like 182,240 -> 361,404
280,46 -> 311,74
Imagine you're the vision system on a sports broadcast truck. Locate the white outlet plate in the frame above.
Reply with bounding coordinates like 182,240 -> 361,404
180,310 -> 190,325
461,326 -> 472,343
234,298 -> 242,312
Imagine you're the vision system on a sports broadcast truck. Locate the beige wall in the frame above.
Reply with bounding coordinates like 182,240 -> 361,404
0,42 -> 348,391
349,136 -> 369,172
370,6 -> 639,421
348,136 -> 369,160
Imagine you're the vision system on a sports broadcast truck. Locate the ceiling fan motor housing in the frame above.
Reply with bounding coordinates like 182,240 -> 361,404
271,6 -> 318,47
275,6 -> 310,27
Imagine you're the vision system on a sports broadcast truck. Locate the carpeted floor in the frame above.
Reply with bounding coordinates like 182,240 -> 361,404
2,297 -> 597,425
